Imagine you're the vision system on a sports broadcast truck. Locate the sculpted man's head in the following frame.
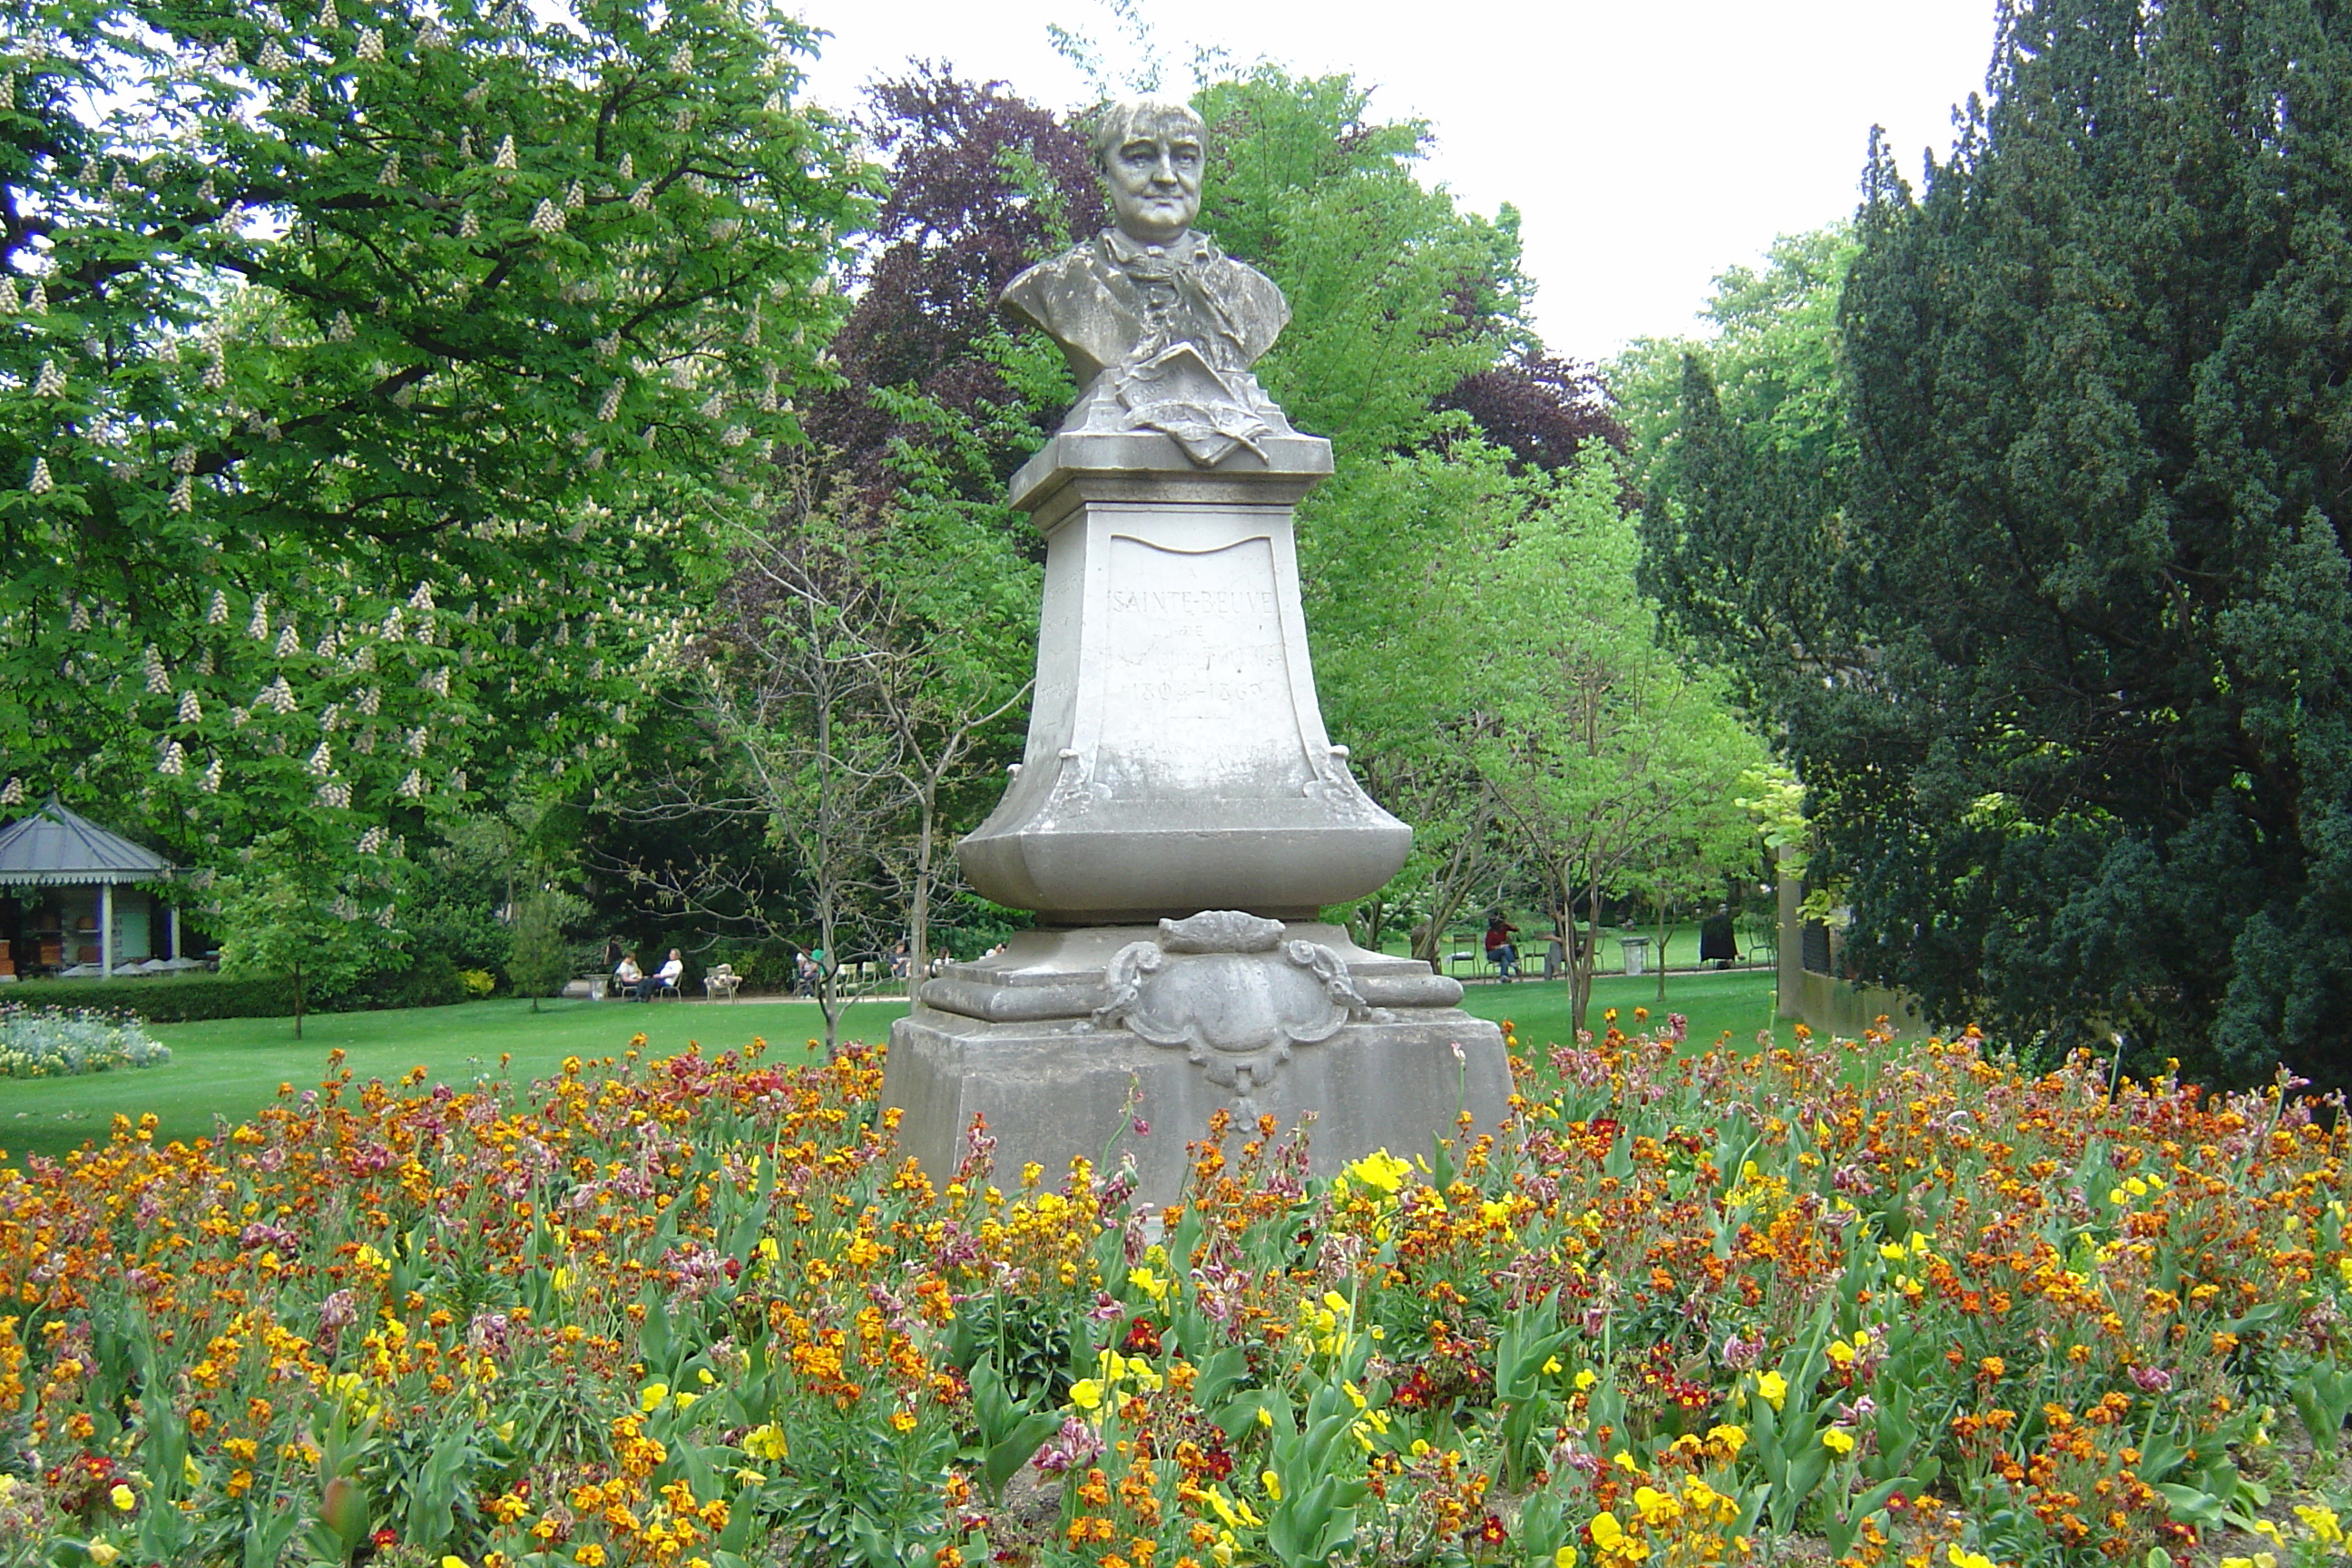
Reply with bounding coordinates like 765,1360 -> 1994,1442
1091,99 -> 1206,248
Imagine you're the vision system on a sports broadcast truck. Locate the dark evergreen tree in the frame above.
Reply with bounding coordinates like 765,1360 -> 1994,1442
1690,0 -> 2352,1085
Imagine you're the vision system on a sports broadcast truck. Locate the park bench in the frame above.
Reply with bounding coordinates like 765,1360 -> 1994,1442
703,964 -> 742,1003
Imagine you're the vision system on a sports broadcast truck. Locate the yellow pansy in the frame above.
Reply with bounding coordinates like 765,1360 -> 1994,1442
1756,1370 -> 1788,1410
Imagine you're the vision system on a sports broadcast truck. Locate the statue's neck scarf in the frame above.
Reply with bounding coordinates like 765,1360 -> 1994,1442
1099,229 -> 1252,373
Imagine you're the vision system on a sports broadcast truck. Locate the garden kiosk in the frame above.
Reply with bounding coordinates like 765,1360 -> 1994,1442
0,799 -> 178,981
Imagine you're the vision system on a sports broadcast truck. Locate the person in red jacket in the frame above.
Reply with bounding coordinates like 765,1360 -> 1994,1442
1484,913 -> 1520,982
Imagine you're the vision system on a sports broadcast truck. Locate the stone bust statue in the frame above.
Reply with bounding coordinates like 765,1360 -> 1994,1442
1000,99 -> 1297,466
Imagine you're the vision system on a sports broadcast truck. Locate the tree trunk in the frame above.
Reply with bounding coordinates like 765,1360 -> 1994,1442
907,784 -> 936,995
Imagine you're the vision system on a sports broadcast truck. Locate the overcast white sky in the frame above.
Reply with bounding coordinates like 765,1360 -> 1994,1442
789,0 -> 1998,358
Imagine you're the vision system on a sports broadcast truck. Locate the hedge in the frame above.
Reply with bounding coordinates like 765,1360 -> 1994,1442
0,956 -> 469,1023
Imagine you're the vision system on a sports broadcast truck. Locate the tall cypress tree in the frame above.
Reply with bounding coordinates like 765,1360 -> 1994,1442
1807,0 -> 2352,1083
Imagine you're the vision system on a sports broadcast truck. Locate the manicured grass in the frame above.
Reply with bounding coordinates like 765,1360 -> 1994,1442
0,965 -> 1792,1169
1453,965 -> 1783,1052
0,995 -> 894,1167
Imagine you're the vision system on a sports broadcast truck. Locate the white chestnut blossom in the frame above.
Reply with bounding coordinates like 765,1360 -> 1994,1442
158,741 -> 186,776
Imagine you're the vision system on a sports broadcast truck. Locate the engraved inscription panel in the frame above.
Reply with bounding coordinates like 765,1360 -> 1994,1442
1097,533 -> 1306,795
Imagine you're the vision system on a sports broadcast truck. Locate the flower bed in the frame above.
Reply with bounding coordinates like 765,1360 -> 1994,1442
0,1004 -> 171,1079
0,1023 -> 2345,1567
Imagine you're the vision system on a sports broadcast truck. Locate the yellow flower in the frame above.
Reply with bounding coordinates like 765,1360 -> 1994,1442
182,1455 -> 202,1486
1262,1468 -> 1282,1502
1590,1513 -> 1624,1549
1706,1423 -> 1747,1456
1345,1149 -> 1413,1194
1556,1551 -> 1581,1568
1069,1379 -> 1103,1411
744,1425 -> 789,1461
1756,1370 -> 1788,1410
1128,1266 -> 1169,1301
109,1483 -> 135,1511
1543,1357 -> 1563,1376
639,1383 -> 670,1413
1822,1428 -> 1856,1456
88,1546 -> 120,1567
1574,1367 -> 1598,1391
673,1392 -> 698,1411
2295,1504 -> 2342,1544
442,1558 -> 473,1568
1946,1547 -> 1996,1568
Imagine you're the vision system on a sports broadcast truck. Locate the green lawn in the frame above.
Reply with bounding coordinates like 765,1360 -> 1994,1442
0,995 -> 888,1167
0,966 -> 1788,1168
1454,965 -> 1782,1053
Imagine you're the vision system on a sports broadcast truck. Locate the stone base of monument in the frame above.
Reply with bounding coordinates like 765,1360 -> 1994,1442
883,912 -> 1511,1208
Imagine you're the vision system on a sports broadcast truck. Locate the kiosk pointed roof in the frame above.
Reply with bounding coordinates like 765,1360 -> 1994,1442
0,799 -> 175,887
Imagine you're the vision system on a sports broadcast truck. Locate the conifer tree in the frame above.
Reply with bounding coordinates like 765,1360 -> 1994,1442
1788,0 -> 2352,1083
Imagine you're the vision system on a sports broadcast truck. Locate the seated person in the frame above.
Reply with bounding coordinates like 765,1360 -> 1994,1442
612,951 -> 642,998
640,948 -> 684,1000
1485,914 -> 1520,982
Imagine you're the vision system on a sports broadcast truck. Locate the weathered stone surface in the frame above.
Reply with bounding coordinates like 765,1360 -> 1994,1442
957,445 -> 1407,924
883,919 -> 1509,1207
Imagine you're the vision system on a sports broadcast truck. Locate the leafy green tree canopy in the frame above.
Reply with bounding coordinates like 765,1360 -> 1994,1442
0,0 -> 866,905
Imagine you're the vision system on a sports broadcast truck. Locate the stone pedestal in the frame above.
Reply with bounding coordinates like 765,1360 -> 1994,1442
956,431 -> 1409,924
886,432 -> 1511,1207
887,916 -> 1510,1202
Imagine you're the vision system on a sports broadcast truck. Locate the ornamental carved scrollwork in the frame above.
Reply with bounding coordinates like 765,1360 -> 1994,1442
1079,910 -> 1391,1098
